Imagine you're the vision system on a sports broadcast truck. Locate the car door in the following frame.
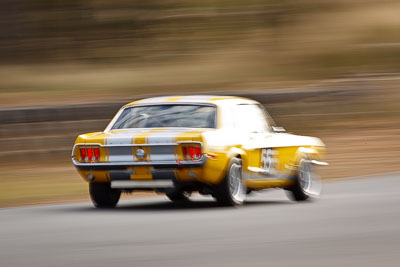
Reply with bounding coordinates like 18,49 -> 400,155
232,103 -> 276,176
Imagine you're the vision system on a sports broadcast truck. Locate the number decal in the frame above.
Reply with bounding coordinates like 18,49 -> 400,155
261,148 -> 278,174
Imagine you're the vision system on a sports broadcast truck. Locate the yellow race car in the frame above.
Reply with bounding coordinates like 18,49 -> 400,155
72,95 -> 327,207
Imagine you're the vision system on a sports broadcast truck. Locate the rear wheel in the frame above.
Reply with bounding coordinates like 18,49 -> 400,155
287,158 -> 322,201
215,158 -> 246,206
89,182 -> 121,208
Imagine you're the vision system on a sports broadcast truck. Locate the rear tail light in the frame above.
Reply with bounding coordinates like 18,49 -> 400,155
87,148 -> 94,160
80,148 -> 86,160
79,147 -> 100,162
188,147 -> 195,158
94,147 -> 100,160
181,144 -> 202,161
195,146 -> 201,157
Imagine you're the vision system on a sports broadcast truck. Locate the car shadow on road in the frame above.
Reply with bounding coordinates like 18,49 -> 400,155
60,198 -> 291,213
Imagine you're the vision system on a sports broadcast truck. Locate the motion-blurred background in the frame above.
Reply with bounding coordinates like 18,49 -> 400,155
1,0 -> 399,207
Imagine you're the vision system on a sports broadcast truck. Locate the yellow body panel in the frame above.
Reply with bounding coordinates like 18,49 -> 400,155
244,180 -> 293,189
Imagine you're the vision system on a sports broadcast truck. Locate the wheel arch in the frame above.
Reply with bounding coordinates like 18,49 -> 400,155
211,147 -> 245,185
226,147 -> 245,160
293,146 -> 323,172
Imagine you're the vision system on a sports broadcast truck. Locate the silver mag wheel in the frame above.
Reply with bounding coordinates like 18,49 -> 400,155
287,158 -> 322,201
216,158 -> 246,206
228,160 -> 246,203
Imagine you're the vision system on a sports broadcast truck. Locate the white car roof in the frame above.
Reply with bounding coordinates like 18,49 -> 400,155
126,95 -> 258,106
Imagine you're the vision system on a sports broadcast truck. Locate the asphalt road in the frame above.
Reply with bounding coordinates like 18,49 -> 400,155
1,172 -> 400,267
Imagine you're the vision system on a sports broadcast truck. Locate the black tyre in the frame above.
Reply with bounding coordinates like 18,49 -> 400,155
286,158 -> 321,201
215,158 -> 246,206
166,190 -> 191,202
89,182 -> 121,208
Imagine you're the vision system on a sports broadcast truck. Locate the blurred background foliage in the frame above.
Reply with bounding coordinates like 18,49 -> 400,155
2,0 -> 400,68
1,0 -> 400,106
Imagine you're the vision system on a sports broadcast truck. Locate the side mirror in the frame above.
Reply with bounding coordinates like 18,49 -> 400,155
272,126 -> 286,133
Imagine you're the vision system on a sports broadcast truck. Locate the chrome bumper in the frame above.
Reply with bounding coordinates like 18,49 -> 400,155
72,157 -> 206,171
310,160 -> 329,166
111,180 -> 175,189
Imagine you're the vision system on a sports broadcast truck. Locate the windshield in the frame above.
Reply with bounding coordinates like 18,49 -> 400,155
111,104 -> 217,129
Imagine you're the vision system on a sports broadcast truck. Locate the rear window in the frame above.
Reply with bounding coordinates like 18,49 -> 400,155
111,104 -> 217,129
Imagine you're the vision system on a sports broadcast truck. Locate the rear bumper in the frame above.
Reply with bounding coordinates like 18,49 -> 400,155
72,157 -> 207,171
111,180 -> 175,189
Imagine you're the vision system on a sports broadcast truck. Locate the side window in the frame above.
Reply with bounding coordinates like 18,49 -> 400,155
234,104 -> 270,132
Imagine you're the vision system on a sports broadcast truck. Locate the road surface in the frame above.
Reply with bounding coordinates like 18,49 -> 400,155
1,172 -> 400,267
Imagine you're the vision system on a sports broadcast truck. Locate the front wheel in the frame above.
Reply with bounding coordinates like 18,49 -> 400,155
89,182 -> 121,208
286,158 -> 322,201
215,158 -> 246,206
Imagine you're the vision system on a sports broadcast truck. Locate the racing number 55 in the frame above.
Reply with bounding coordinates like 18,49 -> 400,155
260,148 -> 278,174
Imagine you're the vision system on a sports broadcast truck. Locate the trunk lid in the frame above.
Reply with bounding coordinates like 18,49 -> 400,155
103,128 -> 209,163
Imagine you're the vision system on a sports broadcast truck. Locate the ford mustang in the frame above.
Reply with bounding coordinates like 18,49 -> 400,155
72,95 -> 327,207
